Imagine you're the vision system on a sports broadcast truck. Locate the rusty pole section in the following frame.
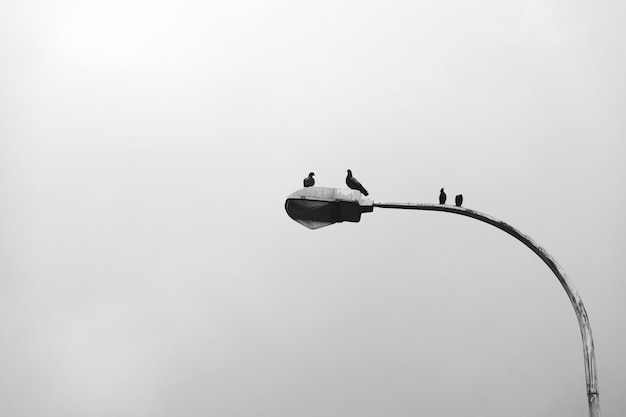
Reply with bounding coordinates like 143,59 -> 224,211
373,202 -> 600,417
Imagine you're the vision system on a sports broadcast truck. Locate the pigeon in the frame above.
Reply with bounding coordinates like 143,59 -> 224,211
439,188 -> 447,204
346,169 -> 369,196
303,172 -> 315,187
455,194 -> 463,207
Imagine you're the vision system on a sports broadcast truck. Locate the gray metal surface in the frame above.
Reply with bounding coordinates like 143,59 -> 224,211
373,201 -> 600,417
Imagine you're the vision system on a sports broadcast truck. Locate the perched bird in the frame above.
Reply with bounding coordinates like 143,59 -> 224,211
439,188 -> 447,204
303,172 -> 315,187
346,169 -> 369,196
455,194 -> 463,207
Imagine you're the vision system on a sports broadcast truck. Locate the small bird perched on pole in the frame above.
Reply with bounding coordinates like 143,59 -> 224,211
439,188 -> 447,204
346,169 -> 369,196
303,172 -> 315,187
455,194 -> 463,207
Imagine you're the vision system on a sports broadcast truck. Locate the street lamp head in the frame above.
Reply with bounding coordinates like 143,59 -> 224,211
285,186 -> 374,230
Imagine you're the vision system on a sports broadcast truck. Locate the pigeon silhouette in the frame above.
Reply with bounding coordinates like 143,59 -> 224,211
455,194 -> 463,207
303,172 -> 315,187
346,169 -> 369,196
439,188 -> 447,204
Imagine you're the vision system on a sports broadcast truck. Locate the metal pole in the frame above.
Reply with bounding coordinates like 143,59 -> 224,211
373,202 -> 600,417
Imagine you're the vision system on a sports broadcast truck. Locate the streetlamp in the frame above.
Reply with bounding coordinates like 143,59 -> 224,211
285,186 -> 600,417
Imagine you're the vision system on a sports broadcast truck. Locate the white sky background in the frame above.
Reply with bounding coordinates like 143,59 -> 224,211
1,0 -> 625,416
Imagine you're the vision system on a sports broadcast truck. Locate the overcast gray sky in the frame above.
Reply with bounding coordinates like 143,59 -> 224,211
1,1 -> 625,416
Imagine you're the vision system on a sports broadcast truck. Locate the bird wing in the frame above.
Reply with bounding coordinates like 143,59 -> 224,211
350,177 -> 368,195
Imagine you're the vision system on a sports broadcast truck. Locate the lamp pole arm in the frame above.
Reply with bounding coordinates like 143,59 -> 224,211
373,201 -> 600,417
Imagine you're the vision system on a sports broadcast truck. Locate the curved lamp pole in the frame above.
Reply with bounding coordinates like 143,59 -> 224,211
285,187 -> 600,417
